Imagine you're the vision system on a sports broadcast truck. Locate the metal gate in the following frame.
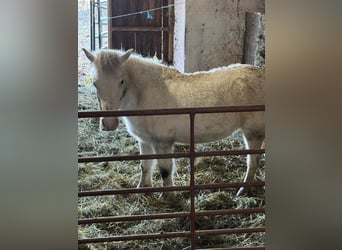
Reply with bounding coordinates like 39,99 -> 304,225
90,0 -> 108,50
78,105 -> 265,249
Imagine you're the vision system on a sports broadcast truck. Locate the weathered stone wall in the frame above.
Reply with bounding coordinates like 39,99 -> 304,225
174,0 -> 264,73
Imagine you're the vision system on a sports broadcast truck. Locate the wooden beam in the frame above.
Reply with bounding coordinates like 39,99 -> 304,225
242,12 -> 261,65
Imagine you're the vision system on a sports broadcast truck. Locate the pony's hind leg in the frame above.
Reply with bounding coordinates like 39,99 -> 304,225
138,141 -> 154,188
237,128 -> 265,196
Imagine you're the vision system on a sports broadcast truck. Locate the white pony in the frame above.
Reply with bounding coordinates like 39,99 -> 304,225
83,48 -> 265,196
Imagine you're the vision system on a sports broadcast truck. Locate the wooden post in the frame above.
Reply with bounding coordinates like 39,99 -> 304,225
167,0 -> 174,64
242,12 -> 261,65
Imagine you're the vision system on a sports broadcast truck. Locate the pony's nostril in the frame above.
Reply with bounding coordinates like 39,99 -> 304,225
101,118 -> 119,131
101,119 -> 108,130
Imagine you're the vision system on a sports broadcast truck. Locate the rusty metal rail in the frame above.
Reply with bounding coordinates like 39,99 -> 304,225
78,105 -> 265,118
78,149 -> 265,163
78,105 -> 265,250
197,247 -> 265,250
78,181 -> 265,197
78,227 -> 265,244
78,207 -> 265,225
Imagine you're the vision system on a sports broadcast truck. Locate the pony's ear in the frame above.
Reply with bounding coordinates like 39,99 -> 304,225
82,48 -> 95,62
119,49 -> 134,64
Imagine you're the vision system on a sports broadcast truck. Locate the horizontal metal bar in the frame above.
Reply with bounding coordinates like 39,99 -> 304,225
78,211 -> 189,225
78,105 -> 265,118
195,227 -> 265,237
78,181 -> 265,197
78,227 -> 264,244
193,181 -> 265,191
196,207 -> 265,217
78,152 -> 188,163
196,149 -> 265,157
111,26 -> 170,32
78,231 -> 191,244
78,149 -> 265,163
78,208 -> 265,225
197,247 -> 265,250
79,185 -> 188,197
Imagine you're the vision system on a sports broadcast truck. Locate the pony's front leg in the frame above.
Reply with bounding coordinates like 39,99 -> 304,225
137,141 -> 154,188
152,142 -> 175,197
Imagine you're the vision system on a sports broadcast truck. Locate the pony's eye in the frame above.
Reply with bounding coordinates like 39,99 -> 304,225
120,80 -> 124,85
93,81 -> 98,88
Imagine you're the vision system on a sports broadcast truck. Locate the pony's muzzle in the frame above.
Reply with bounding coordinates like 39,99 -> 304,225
101,117 -> 119,131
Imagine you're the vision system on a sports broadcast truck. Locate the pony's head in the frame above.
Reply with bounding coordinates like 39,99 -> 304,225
83,48 -> 133,131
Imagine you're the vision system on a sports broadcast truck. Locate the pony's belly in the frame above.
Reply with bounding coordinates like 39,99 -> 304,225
181,113 -> 239,143
175,126 -> 238,144
123,114 -> 239,145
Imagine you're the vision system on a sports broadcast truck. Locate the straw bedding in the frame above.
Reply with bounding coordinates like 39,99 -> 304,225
78,90 -> 265,249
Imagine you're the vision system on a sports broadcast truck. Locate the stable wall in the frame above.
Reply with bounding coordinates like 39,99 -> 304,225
174,0 -> 264,73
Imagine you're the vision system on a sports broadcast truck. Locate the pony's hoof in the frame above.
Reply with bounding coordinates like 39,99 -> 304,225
236,187 -> 249,197
159,191 -> 176,201
137,184 -> 153,196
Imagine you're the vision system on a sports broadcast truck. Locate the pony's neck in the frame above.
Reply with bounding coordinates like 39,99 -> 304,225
124,56 -> 170,88
121,56 -> 176,109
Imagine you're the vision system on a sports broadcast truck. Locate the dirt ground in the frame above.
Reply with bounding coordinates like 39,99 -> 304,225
78,1 -> 265,249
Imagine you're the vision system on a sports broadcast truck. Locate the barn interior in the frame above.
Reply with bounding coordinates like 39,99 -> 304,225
78,1 -> 265,249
